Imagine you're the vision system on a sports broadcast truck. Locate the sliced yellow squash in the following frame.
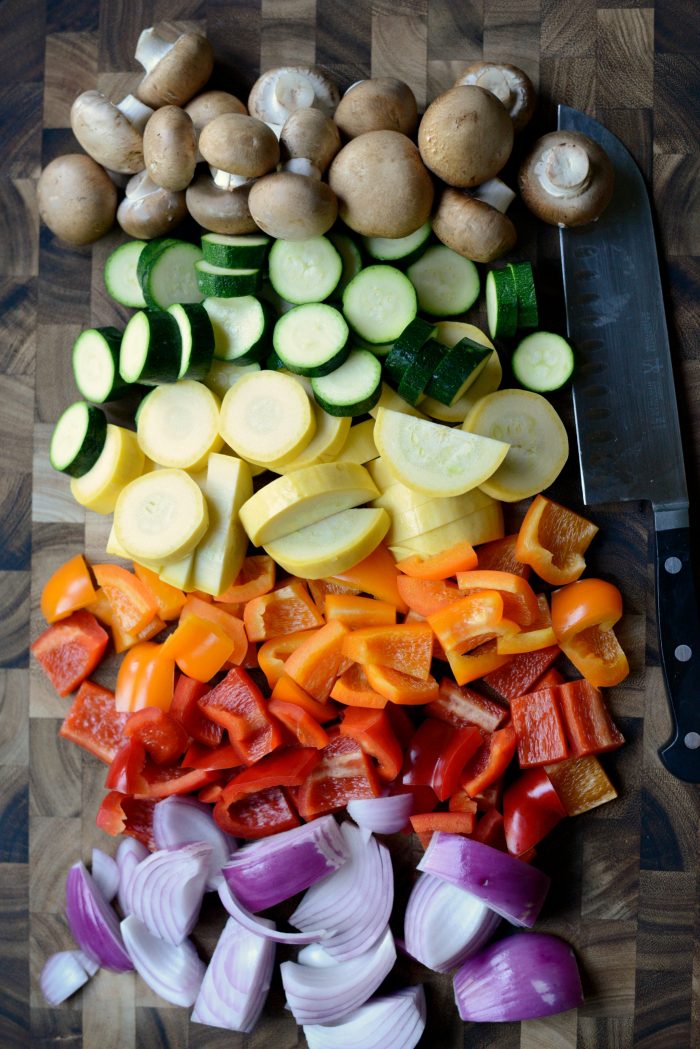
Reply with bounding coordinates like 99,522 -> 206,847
220,370 -> 315,467
389,501 -> 504,558
203,360 -> 261,400
114,468 -> 209,562
191,454 -> 253,596
106,524 -> 162,572
463,389 -> 569,501
264,507 -> 390,579
70,425 -> 145,515
387,490 -> 496,543
366,456 -> 400,491
374,408 -> 510,498
239,462 -> 379,546
331,419 -> 378,465
369,384 -> 428,420
159,554 -> 194,590
374,479 -> 494,517
270,403 -> 351,475
136,380 -> 223,472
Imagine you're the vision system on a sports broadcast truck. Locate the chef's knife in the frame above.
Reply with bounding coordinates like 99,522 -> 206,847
558,104 -> 700,782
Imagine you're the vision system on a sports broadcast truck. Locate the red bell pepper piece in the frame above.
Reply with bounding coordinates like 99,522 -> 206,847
31,610 -> 109,697
135,763 -> 222,799
182,741 -> 244,771
427,678 -> 507,733
447,790 -> 478,814
532,666 -> 565,690
214,785 -> 300,839
503,767 -> 567,856
472,779 -> 503,812
339,707 -> 404,781
403,718 -> 483,802
393,782 -> 439,815
198,667 -> 274,740
198,782 -> 224,804
410,810 -> 476,849
268,699 -> 329,749
96,791 -> 156,849
461,723 -> 517,798
510,687 -> 570,767
472,809 -> 507,851
219,747 -> 321,805
557,679 -> 625,756
296,733 -> 382,820
170,675 -> 222,748
385,703 -> 416,749
59,680 -> 128,764
124,707 -> 189,765
105,739 -> 147,793
482,646 -> 561,702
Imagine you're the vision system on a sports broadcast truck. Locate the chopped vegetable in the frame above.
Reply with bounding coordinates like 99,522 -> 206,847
404,873 -> 501,972
60,680 -> 128,763
32,610 -> 109,697
516,494 -> 599,584
551,578 -> 629,687
503,768 -> 567,856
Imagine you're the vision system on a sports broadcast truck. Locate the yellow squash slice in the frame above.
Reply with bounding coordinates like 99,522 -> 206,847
264,507 -> 390,579
387,489 -> 496,544
159,554 -> 194,591
220,370 -> 315,466
389,500 -> 504,559
191,454 -> 253,596
270,402 -> 351,474
70,425 -> 145,515
137,380 -> 223,472
330,419 -> 378,465
114,468 -> 209,563
369,384 -> 428,420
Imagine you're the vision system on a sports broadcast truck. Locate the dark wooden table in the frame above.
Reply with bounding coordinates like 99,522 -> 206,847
1,1 -> 699,1047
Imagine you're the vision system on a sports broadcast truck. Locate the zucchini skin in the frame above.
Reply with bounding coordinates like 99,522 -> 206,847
120,310 -> 182,385
50,402 -> 108,478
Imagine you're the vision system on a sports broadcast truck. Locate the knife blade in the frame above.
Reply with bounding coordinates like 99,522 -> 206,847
558,104 -> 700,782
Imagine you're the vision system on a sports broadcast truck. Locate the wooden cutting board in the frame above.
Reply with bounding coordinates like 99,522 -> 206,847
2,1 -> 699,1047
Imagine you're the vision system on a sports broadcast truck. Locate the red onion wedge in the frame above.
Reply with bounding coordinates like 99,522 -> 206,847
304,985 -> 426,1049
280,926 -> 396,1025
454,932 -> 584,1022
65,862 -> 133,972
347,794 -> 413,836
297,943 -> 338,967
121,914 -> 205,1007
191,915 -> 276,1032
404,873 -> 501,972
290,822 -> 393,960
129,842 -> 212,945
418,832 -> 551,928
222,814 -> 348,912
153,795 -> 236,890
115,837 -> 148,916
39,950 -> 96,1005
91,848 -> 119,903
219,881 -> 328,944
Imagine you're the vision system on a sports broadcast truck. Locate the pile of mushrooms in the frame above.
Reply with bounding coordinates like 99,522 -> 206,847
37,25 -> 614,254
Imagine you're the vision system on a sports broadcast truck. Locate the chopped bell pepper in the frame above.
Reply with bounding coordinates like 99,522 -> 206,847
96,791 -> 156,849
214,785 -> 300,839
396,576 -> 462,617
482,646 -> 560,702
403,718 -> 482,801
41,554 -> 97,623
182,740 -> 244,771
510,687 -> 570,767
105,738 -> 147,793
410,811 -> 476,848
162,614 -> 234,682
427,678 -> 507,733
257,628 -> 320,689
503,767 -> 567,856
342,622 -> 434,680
456,570 -> 540,627
331,543 -> 407,613
219,747 -> 321,804
133,761 -> 222,799
324,593 -> 397,629
268,699 -> 329,748
545,754 -> 618,816
271,674 -> 339,723
515,495 -> 599,585
216,555 -> 276,604
133,563 -> 186,621
364,664 -> 439,705
475,534 -> 531,577
296,733 -> 381,819
340,707 -> 403,781
88,588 -> 166,654
395,540 -> 478,580
461,723 -> 517,798
533,666 -> 566,690
169,674 -> 222,747
244,579 -> 324,641
472,808 -> 507,851
32,610 -> 109,697
114,641 -> 175,713
429,590 -> 519,656
330,663 -> 389,708
551,579 -> 629,687
557,679 -> 625,756
307,577 -> 361,615
284,619 -> 350,700
447,790 -> 478,814
180,596 -> 249,665
92,563 -> 158,635
198,667 -> 283,762
59,680 -> 128,764
497,593 -> 556,654
124,707 -> 189,765
446,640 -> 512,686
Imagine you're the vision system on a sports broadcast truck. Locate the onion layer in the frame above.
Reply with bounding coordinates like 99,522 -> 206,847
453,932 -> 584,1021
129,842 -> 212,945
191,915 -> 276,1032
153,795 -> 236,890
304,985 -> 426,1049
39,950 -> 95,1005
91,848 -> 119,903
404,873 -> 501,972
219,882 -> 328,944
347,794 -> 413,836
121,914 -> 205,1007
65,862 -> 133,972
115,837 -> 148,916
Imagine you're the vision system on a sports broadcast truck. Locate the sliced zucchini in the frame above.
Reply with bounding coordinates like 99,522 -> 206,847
72,327 -> 130,403
119,310 -> 182,385
203,359 -> 261,400
167,303 -> 215,380
421,350 -> 502,422
201,233 -> 270,269
398,339 -> 445,406
328,232 -> 363,298
331,419 -> 377,465
311,350 -> 382,417
264,507 -> 390,579
425,337 -> 492,406
195,260 -> 261,298
511,331 -> 574,392
220,369 -> 316,467
384,317 -> 438,387
268,236 -> 342,304
114,468 -> 209,562
191,453 -> 253,596
136,380 -> 223,471
363,222 -> 432,265
203,296 -> 272,364
509,261 -> 538,329
463,389 -> 569,501
138,239 -> 204,309
49,401 -> 107,477
273,304 -> 350,377
104,240 -> 147,308
70,425 -> 145,514
407,245 -> 480,317
342,265 -> 417,344
485,268 -> 518,338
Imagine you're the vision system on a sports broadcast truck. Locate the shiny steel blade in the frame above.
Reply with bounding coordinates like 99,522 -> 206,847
558,104 -> 688,513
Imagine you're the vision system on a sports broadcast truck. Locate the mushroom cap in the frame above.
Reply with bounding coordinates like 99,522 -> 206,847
432,187 -> 517,263
117,170 -> 187,238
334,77 -> 418,139
199,113 -> 280,177
328,130 -> 433,238
137,33 -> 214,109
248,172 -> 338,240
186,172 -> 259,234
280,108 -> 341,173
143,105 -> 197,191
248,66 -> 340,127
418,85 -> 514,188
38,154 -> 117,245
518,130 -> 614,227
70,90 -> 145,174
185,90 -> 247,132
454,62 -> 536,131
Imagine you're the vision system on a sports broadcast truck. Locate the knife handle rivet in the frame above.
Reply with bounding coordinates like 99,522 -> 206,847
664,556 -> 682,574
684,732 -> 700,750
674,644 -> 692,662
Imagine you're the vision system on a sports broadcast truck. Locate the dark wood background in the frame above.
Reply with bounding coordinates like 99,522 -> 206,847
1,0 -> 699,1046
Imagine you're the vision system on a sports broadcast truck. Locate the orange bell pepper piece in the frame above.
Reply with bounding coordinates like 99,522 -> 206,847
133,563 -> 186,621
342,622 -> 434,680
510,687 -> 570,767
429,591 -> 519,656
181,595 -> 248,665
283,619 -> 350,700
331,543 -> 408,614
395,541 -> 478,581
268,699 -> 329,748
324,594 -> 397,629
330,663 -> 389,708
497,593 -> 557,654
88,588 -> 166,654
41,554 -> 97,623
475,534 -> 530,577
364,664 -> 439,705
307,577 -> 361,615
544,754 -> 618,817
244,579 -> 324,642
216,555 -> 276,603
270,675 -> 337,721
396,576 -> 462,617
445,639 -> 513,686
456,570 -> 540,627
410,811 -> 476,848
257,628 -> 320,688
515,495 -> 599,585
551,579 -> 628,687
93,563 -> 158,635
115,641 -> 175,713
339,707 -> 403,781
162,614 -> 235,682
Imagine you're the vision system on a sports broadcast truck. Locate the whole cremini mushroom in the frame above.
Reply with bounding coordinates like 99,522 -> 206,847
519,131 -> 614,227
279,108 -> 341,178
247,66 -> 340,135
143,105 -> 197,191
199,113 -> 280,191
70,91 -> 153,174
333,78 -> 418,139
418,85 -> 513,188
117,170 -> 187,238
135,27 -> 214,108
248,172 -> 337,239
38,154 -> 117,245
185,90 -> 247,159
328,130 -> 433,238
186,172 -> 258,234
433,182 -> 517,263
454,62 -> 536,131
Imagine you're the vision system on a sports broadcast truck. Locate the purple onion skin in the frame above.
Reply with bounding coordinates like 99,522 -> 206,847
66,863 -> 133,973
454,933 -> 583,1022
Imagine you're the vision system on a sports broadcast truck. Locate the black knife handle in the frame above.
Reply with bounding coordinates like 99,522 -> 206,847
655,525 -> 700,781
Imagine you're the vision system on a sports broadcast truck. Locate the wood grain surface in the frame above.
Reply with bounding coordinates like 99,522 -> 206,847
1,1 -> 699,1047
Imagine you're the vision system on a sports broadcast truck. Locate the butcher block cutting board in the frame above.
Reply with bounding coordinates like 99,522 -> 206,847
1,1 -> 699,1047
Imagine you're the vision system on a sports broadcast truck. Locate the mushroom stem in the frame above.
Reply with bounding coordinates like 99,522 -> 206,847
471,178 -> 515,213
115,94 -> 154,132
343,80 -> 365,95
210,167 -> 255,191
536,142 -> 591,198
135,27 -> 174,74
282,158 -> 321,180
473,67 -> 515,110
274,72 -> 315,115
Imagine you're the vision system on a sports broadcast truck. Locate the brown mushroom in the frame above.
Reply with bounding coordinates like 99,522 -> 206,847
328,130 -> 433,238
333,78 -> 418,139
454,62 -> 536,131
418,85 -> 513,188
248,172 -> 338,240
38,154 -> 117,245
184,90 -> 247,160
186,172 -> 259,234
432,185 -> 517,263
199,113 -> 280,185
117,170 -> 187,238
280,108 -> 341,177
519,131 -> 614,227
143,106 -> 197,191
70,91 -> 153,174
247,66 -> 340,136
135,27 -> 214,109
